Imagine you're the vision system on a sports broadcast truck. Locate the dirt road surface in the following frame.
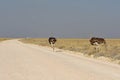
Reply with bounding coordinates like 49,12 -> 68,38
0,40 -> 120,80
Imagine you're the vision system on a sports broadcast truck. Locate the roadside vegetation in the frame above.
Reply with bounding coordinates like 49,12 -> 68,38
21,38 -> 120,64
0,38 -> 10,42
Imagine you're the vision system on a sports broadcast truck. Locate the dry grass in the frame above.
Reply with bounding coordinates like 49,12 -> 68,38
21,38 -> 120,64
20,38 -> 49,46
0,38 -> 10,42
20,38 -> 90,51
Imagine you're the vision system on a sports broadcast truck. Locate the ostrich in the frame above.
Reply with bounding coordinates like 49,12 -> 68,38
48,37 -> 57,51
89,37 -> 106,51
89,37 -> 106,46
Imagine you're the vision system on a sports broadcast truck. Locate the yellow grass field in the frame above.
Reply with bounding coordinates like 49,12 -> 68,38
0,38 -> 10,42
21,38 -> 120,64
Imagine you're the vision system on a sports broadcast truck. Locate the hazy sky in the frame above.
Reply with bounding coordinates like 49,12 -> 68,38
0,0 -> 120,38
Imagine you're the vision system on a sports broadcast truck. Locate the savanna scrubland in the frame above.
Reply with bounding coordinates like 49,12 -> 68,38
0,38 -> 10,42
21,38 -> 120,64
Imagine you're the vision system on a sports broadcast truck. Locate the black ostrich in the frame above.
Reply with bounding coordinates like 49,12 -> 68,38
48,37 -> 57,51
89,37 -> 107,51
89,37 -> 106,46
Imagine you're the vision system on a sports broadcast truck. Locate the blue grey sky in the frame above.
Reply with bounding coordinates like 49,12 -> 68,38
0,0 -> 120,38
